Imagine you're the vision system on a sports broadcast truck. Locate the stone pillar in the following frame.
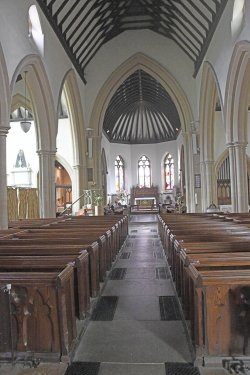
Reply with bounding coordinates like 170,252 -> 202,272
183,132 -> 195,212
92,135 -> 102,189
227,142 -> 238,212
37,149 -> 56,218
200,161 -> 207,212
72,164 -> 87,214
0,127 -> 9,229
234,141 -> 248,212
203,160 -> 216,210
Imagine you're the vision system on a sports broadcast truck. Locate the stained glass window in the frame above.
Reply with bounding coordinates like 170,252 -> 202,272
164,153 -> 174,190
138,155 -> 151,187
115,155 -> 124,192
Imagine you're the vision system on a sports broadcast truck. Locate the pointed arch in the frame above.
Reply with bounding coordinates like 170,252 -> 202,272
199,62 -> 223,162
115,155 -> 125,193
89,53 -> 195,211
90,53 -> 193,137
10,54 -> 56,152
224,41 -> 250,212
199,62 -> 224,211
56,69 -> 87,212
224,41 -> 250,143
10,55 -> 57,218
0,43 -> 11,228
11,94 -> 32,113
57,69 -> 86,167
163,153 -> 174,191
0,43 -> 10,129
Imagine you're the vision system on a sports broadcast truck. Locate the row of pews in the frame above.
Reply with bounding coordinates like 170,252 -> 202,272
0,215 -> 128,363
158,213 -> 250,366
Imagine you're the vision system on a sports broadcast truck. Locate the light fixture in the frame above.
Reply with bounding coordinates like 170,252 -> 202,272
20,71 -> 31,133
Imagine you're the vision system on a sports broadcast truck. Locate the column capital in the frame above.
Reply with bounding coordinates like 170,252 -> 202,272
226,141 -> 247,149
233,141 -> 248,149
204,160 -> 215,165
0,126 -> 10,136
37,149 -> 57,157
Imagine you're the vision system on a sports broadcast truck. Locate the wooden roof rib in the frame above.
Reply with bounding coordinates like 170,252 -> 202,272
37,0 -> 227,82
103,69 -> 181,144
37,0 -> 227,144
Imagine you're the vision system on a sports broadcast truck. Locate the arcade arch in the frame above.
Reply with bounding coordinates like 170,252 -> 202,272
89,53 -> 195,212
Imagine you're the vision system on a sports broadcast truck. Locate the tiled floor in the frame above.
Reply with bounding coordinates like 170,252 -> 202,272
0,214 -> 229,375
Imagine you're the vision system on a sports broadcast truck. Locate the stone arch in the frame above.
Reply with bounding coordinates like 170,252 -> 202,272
10,55 -> 57,217
89,53 -> 195,211
199,61 -> 224,211
11,94 -> 32,113
224,41 -> 250,143
90,53 -> 193,137
0,43 -> 10,129
55,155 -> 74,182
57,69 -> 86,167
10,54 -> 56,152
199,61 -> 223,162
0,43 -> 11,228
57,69 -> 87,212
224,41 -> 250,211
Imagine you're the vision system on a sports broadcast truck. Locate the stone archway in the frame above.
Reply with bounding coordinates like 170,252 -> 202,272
89,53 -> 195,212
0,43 -> 11,228
224,41 -> 250,212
10,54 -> 57,217
57,69 -> 87,213
199,61 -> 224,211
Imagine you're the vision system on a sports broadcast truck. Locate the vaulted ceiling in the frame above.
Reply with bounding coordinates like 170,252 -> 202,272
103,69 -> 181,143
37,0 -> 227,83
37,0 -> 227,144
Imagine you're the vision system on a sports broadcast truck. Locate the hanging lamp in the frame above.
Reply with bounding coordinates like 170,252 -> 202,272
20,71 -> 31,133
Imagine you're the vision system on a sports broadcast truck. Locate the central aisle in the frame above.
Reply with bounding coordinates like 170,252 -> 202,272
71,214 -> 195,374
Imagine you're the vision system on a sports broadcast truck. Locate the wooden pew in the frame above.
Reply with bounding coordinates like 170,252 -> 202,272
0,241 -> 99,297
0,265 -> 75,362
158,213 -> 250,365
0,251 -> 90,319
186,268 -> 250,361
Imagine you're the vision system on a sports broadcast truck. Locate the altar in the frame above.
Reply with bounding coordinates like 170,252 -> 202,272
130,186 -> 159,205
134,197 -> 156,205
130,186 -> 159,213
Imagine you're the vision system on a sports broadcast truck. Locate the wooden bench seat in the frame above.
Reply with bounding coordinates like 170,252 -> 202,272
0,265 -> 75,362
186,268 -> 250,361
0,251 -> 89,319
0,241 -> 99,297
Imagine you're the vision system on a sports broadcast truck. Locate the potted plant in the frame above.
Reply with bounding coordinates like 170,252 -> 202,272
92,190 -> 104,215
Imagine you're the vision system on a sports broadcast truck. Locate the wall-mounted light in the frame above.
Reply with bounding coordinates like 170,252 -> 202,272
86,128 -> 93,159
20,71 -> 31,133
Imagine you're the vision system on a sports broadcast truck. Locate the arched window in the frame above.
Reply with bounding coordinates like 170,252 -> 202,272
138,155 -> 151,187
164,153 -> 174,190
115,155 -> 125,192
231,0 -> 245,39
28,5 -> 44,56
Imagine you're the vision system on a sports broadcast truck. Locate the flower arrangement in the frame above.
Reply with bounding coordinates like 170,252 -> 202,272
92,190 -> 103,206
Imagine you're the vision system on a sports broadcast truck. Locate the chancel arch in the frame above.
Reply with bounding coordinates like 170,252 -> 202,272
89,53 -> 195,212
